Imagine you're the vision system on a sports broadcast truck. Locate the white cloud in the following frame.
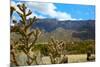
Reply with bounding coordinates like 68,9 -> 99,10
55,11 -> 83,21
27,2 -> 57,17
11,1 -> 83,20
20,0 -> 95,5
27,12 -> 46,19
55,11 -> 75,21
26,2 -> 80,20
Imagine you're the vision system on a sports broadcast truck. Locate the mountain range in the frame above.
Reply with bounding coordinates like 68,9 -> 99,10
11,19 -> 95,41
32,19 -> 95,41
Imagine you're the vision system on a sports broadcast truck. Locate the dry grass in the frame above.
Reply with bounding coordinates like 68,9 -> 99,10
67,54 -> 95,63
42,54 -> 95,64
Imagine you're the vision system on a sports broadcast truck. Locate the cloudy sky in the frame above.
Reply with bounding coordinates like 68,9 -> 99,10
11,0 -> 95,21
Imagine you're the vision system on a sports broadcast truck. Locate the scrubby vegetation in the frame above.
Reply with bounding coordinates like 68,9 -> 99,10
65,40 -> 95,54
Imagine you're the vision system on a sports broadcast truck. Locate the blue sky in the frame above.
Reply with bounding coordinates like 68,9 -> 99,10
11,0 -> 95,21
55,3 -> 95,20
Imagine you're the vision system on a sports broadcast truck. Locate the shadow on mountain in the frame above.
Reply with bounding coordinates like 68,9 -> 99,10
72,20 -> 95,40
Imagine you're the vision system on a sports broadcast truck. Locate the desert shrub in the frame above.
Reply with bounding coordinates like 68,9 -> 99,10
65,40 -> 95,54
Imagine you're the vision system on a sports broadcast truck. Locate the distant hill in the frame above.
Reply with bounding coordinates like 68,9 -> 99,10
33,19 -> 95,32
11,19 -> 95,41
33,19 -> 95,40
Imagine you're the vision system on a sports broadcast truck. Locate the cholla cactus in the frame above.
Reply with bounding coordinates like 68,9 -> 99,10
47,37 -> 67,64
10,6 -> 15,17
10,41 -> 19,66
11,3 -> 41,65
